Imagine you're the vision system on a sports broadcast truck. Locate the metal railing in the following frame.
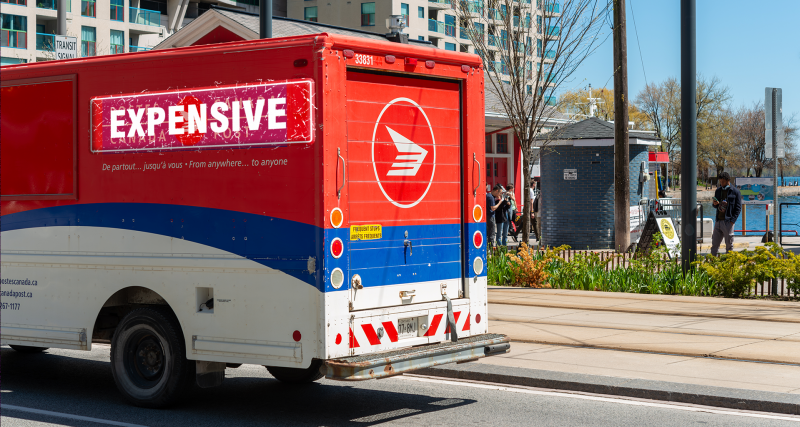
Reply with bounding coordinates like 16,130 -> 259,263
650,198 -> 706,243
36,32 -> 55,51
428,19 -> 444,33
129,45 -> 151,52
546,26 -> 560,36
444,23 -> 455,36
779,203 -> 800,245
130,7 -> 160,26
37,0 -> 56,9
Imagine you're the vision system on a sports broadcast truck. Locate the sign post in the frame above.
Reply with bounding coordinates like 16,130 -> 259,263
765,87 -> 783,294
55,36 -> 78,60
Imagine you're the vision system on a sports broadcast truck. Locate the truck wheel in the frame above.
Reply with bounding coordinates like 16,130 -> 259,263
266,359 -> 325,384
110,307 -> 193,408
9,345 -> 48,353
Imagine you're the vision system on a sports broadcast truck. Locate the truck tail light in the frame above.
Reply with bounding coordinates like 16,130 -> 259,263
330,207 -> 344,228
405,57 -> 417,66
385,55 -> 396,64
331,267 -> 344,289
473,205 -> 483,222
473,257 -> 483,275
425,60 -> 435,69
343,50 -> 355,59
461,65 -> 471,73
473,231 -> 483,248
331,237 -> 344,258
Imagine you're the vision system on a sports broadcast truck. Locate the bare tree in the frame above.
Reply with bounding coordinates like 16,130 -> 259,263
733,103 -> 798,179
453,0 -> 610,243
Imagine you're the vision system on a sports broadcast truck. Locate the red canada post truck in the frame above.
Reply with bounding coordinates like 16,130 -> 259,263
0,33 -> 507,408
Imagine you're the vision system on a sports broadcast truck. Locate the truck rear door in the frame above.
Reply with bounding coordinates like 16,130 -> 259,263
346,71 -> 462,310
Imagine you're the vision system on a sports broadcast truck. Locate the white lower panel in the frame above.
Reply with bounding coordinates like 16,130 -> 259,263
193,336 -> 302,362
1,323 -> 87,350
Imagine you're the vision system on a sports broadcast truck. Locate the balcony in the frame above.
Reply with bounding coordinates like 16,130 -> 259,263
428,0 -> 450,10
544,2 -> 560,14
428,19 -> 444,33
488,34 -> 498,46
36,32 -> 54,51
130,7 -> 160,26
445,23 -> 455,37
542,49 -> 555,59
546,26 -> 560,36
462,1 -> 482,14
486,8 -> 502,20
459,27 -> 470,40
129,45 -> 151,52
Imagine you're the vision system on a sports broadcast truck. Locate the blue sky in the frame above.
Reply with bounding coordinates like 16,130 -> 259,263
567,0 -> 800,119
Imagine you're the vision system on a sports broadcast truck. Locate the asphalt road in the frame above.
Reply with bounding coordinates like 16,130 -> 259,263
1,345 -> 799,427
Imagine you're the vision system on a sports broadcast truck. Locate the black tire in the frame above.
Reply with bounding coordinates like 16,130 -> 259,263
110,307 -> 194,408
266,359 -> 325,384
9,345 -> 48,353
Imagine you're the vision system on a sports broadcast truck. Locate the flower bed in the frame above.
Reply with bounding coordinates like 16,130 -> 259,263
488,241 -> 800,299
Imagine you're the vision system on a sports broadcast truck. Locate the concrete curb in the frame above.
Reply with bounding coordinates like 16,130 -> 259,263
415,362 -> 800,415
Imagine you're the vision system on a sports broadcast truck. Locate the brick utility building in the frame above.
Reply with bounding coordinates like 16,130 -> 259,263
534,117 -> 660,250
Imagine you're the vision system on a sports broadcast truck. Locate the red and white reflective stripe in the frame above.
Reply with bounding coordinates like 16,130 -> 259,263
349,310 -> 471,348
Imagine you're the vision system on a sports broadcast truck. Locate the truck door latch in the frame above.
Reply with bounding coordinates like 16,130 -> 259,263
404,239 -> 412,255
442,292 -> 458,342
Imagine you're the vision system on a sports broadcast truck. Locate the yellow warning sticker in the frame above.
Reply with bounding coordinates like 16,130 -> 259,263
350,224 -> 382,241
659,218 -> 675,240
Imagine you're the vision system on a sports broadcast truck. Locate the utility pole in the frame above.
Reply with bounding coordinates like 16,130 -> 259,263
260,0 -> 272,38
57,0 -> 67,35
613,0 -> 629,253
680,0 -> 697,271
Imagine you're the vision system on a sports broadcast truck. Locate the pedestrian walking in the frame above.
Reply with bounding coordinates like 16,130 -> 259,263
495,186 -> 512,247
486,184 -> 503,248
710,172 -> 742,256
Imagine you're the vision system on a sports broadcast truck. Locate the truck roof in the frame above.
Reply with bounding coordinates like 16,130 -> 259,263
0,33 -> 483,74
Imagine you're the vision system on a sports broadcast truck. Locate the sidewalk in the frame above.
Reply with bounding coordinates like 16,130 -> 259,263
421,288 -> 800,414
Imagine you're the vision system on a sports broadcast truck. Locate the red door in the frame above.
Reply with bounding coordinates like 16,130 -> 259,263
486,157 -> 508,188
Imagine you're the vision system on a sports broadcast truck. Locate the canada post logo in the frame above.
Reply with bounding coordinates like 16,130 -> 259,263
372,98 -> 436,209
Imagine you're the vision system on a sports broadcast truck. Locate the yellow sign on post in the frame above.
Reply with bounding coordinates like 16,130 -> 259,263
350,225 -> 383,241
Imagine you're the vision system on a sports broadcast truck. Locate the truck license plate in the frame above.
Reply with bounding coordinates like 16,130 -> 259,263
397,317 -> 418,339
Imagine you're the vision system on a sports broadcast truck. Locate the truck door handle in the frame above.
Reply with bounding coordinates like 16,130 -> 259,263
404,239 -> 412,255
337,148 -> 346,199
473,153 -> 481,196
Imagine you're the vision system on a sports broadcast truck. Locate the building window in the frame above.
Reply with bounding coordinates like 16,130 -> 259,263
1,14 -> 27,49
81,26 -> 96,57
1,0 -> 26,5
537,15 -> 542,33
401,3 -> 409,19
444,14 -> 455,36
496,134 -> 508,154
527,85 -> 532,95
361,2 -> 375,26
110,29 -> 124,54
418,35 -> 424,41
304,6 -> 317,22
1,56 -> 27,65
444,42 -> 455,51
485,135 -> 493,153
82,0 -> 96,17
418,6 -> 424,18
111,0 -> 124,21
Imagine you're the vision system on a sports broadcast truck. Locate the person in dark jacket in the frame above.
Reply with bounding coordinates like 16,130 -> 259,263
710,171 -> 742,256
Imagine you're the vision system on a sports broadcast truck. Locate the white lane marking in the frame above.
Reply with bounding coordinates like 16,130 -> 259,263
397,375 -> 800,423
3,404 -> 149,427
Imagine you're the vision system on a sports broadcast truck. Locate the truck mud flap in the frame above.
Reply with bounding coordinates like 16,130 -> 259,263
324,333 -> 509,381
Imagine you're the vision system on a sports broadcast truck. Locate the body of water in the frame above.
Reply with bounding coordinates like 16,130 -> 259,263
700,195 -> 800,237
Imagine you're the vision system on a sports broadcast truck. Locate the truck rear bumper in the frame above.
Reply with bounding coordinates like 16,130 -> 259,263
323,333 -> 509,381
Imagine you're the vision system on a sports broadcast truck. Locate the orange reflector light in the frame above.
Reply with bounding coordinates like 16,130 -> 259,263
405,57 -> 417,66
425,60 -> 435,69
331,237 -> 344,258
461,65 -> 470,73
330,207 -> 344,228
343,49 -> 355,59
385,55 -> 396,64
473,205 -> 483,222
473,231 -> 483,248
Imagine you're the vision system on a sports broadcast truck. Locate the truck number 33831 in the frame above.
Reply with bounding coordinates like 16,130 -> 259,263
353,54 -> 374,66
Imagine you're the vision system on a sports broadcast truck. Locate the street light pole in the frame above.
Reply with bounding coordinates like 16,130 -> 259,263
680,0 -> 697,272
260,0 -> 272,38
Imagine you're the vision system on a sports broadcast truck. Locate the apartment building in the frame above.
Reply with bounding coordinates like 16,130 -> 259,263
287,0 -> 560,92
0,0 -> 284,65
